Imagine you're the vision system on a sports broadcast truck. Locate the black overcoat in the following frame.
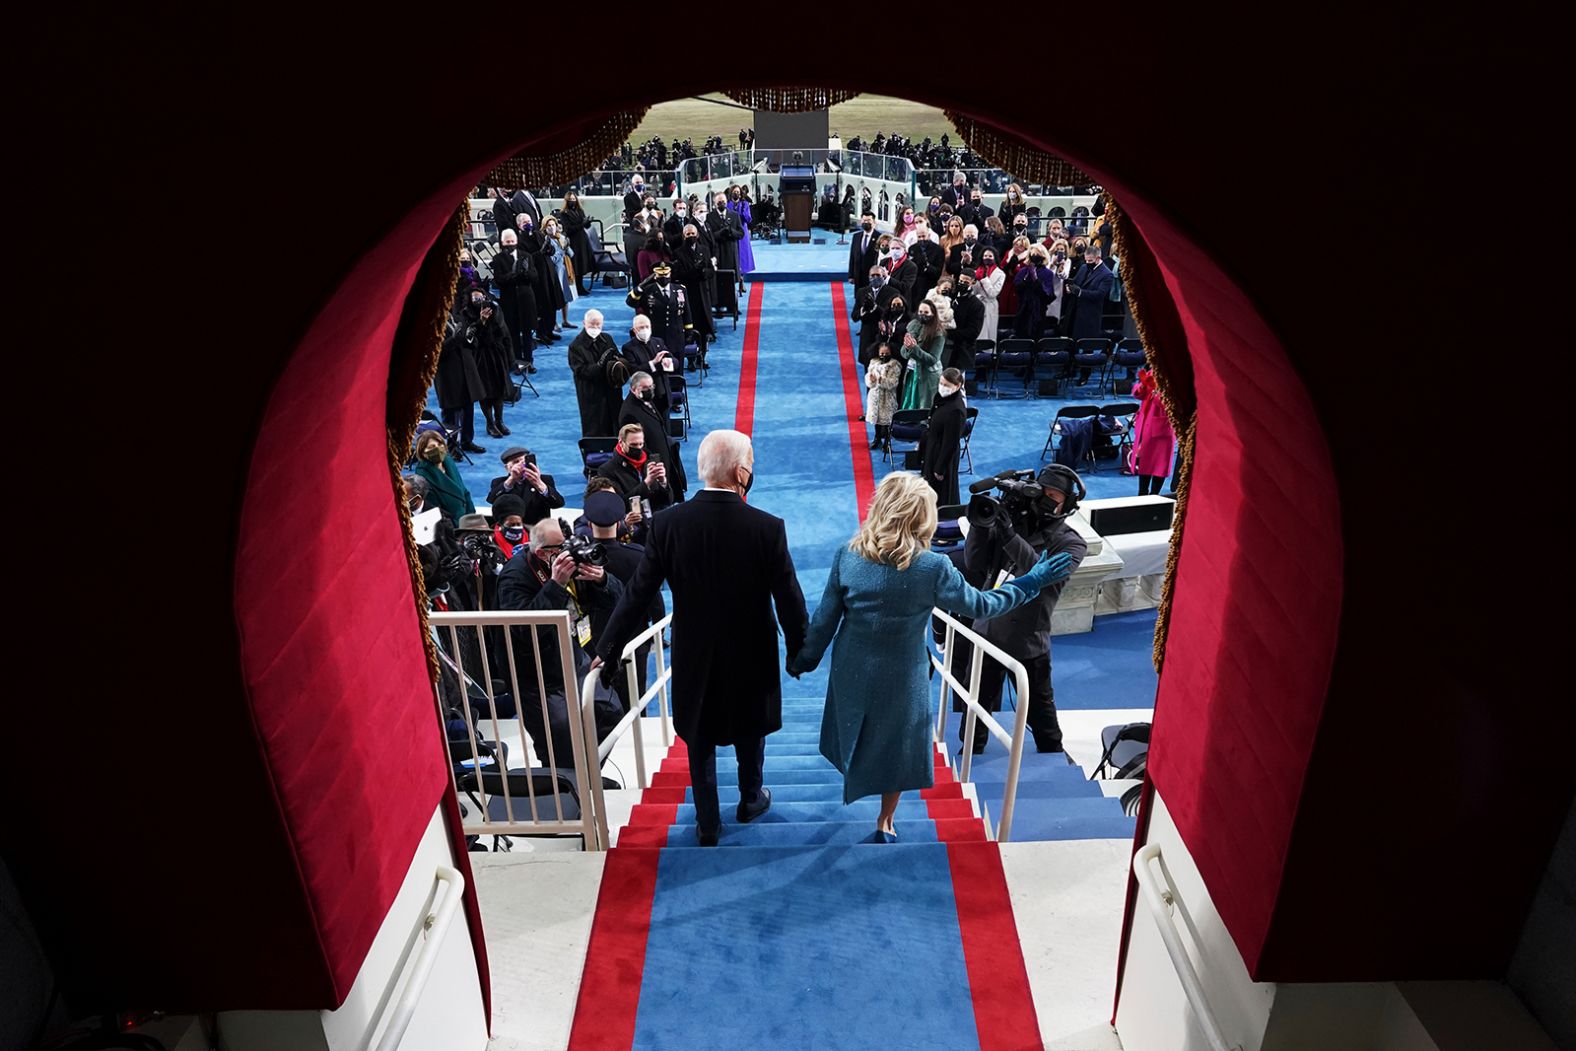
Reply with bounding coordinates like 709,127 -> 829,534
597,491 -> 808,746
617,391 -> 688,498
566,330 -> 621,437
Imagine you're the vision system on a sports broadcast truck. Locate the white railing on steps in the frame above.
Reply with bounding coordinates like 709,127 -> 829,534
367,864 -> 465,1051
1132,844 -> 1242,1051
582,613 -> 674,851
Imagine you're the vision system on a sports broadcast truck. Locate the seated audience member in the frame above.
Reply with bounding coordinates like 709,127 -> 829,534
496,517 -> 626,767
411,429 -> 476,522
597,422 -> 673,511
581,489 -> 665,710
618,371 -> 689,501
487,446 -> 565,524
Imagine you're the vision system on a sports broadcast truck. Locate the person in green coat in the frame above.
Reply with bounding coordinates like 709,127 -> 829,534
787,473 -> 1074,841
411,428 -> 476,523
899,302 -> 945,411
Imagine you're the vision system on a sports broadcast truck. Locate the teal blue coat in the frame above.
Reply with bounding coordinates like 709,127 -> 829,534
789,547 -> 1034,802
412,454 -> 476,521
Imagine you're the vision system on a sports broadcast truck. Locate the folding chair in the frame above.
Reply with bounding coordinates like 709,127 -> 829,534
995,338 -> 1035,399
712,268 -> 740,329
1091,722 -> 1151,780
959,407 -> 980,475
579,436 -> 618,480
886,409 -> 929,465
971,339 -> 997,396
1069,337 -> 1112,395
667,373 -> 690,440
1041,404 -> 1102,463
933,503 -> 966,553
1107,337 -> 1146,396
1099,401 -> 1140,470
1033,337 -> 1074,397
683,332 -> 708,387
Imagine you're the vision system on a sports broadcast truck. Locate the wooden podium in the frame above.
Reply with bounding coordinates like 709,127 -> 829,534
783,191 -> 813,243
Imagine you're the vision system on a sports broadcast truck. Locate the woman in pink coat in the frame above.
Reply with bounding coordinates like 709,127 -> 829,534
1130,367 -> 1176,495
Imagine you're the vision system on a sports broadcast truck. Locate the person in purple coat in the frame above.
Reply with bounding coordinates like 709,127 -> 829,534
1011,244 -> 1058,340
726,184 -> 755,286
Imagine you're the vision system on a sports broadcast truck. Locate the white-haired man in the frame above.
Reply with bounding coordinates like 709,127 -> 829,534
566,308 -> 621,437
492,228 -> 538,373
595,429 -> 807,845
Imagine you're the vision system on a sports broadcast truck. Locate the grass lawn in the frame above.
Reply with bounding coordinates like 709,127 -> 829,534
629,93 -> 959,146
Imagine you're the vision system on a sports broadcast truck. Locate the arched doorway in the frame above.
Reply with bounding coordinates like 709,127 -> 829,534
231,87 -> 1341,1011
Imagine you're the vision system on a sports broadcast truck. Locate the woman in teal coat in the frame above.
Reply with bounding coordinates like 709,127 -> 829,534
787,473 -> 1073,840
410,428 -> 476,522
899,301 -> 946,410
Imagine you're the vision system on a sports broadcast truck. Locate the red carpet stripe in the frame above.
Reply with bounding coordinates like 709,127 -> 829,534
947,843 -> 1043,1051
829,282 -> 878,518
565,846 -> 661,1051
733,286 -> 764,435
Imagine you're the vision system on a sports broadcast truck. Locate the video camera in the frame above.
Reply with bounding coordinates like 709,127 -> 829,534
966,465 -> 1086,540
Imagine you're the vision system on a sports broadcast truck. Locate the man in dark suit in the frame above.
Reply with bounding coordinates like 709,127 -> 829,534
618,370 -> 688,501
1063,243 -> 1118,382
852,263 -> 901,365
595,429 -> 808,845
490,189 -> 519,243
847,210 -> 879,290
597,422 -> 674,512
941,173 -> 969,210
622,174 -> 646,222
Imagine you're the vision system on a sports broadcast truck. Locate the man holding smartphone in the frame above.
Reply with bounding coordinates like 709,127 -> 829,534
486,446 -> 565,526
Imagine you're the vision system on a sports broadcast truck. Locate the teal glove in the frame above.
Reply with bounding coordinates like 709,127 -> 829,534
1005,550 -> 1078,597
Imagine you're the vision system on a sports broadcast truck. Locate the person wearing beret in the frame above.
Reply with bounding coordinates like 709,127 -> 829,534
487,446 -> 564,525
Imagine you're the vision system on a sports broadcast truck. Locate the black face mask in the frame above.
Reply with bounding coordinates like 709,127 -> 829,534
685,235 -> 698,243
501,525 -> 525,543
657,277 -> 670,286
861,222 -> 873,232
741,467 -> 754,495
638,388 -> 654,402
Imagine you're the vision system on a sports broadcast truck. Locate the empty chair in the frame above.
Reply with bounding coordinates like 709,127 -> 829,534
886,409 -> 930,465
1034,336 -> 1075,398
933,502 -> 966,553
1070,337 -> 1112,392
1108,337 -> 1146,395
667,373 -> 690,440
959,406 -> 980,474
971,339 -> 997,395
996,338 -> 1035,399
1041,404 -> 1103,463
683,331 -> 707,386
1092,723 -> 1151,780
579,436 -> 618,479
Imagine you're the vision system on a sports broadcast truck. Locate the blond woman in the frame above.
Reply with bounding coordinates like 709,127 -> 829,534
787,473 -> 1070,840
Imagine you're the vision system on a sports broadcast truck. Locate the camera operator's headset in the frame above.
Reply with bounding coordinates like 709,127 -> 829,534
1036,464 -> 1086,523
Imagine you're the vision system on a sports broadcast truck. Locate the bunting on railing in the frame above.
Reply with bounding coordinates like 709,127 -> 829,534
723,87 -> 861,112
486,109 -> 650,188
943,111 -> 1095,187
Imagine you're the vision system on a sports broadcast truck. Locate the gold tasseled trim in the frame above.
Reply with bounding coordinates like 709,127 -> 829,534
723,87 -> 860,112
486,110 -> 650,188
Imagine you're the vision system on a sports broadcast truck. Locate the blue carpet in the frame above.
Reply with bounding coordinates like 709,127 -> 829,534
633,844 -> 981,1050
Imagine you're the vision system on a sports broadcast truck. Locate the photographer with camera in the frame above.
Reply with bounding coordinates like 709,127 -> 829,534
955,465 -> 1089,755
582,490 -> 665,712
487,446 -> 565,525
496,517 -> 625,768
597,422 -> 673,512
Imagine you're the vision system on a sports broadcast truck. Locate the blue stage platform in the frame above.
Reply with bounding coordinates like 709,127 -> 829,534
747,237 -> 848,281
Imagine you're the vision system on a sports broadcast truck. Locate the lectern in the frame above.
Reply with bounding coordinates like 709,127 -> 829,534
780,164 -> 815,244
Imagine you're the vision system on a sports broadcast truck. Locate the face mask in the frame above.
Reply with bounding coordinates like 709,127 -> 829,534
586,325 -> 603,337
939,385 -> 958,397
522,221 -> 533,230
888,304 -> 905,317
695,211 -> 707,220
638,388 -> 654,402
964,236 -> 976,245
871,275 -> 885,287
983,257 -> 996,267
741,467 -> 754,495
501,525 -> 525,543
1014,224 -> 1027,233
471,297 -> 485,307
861,222 -> 872,232
423,446 -> 446,463
675,207 -> 686,216
919,313 -> 934,323
657,277 -> 670,286
635,329 -> 650,342
685,235 -> 698,243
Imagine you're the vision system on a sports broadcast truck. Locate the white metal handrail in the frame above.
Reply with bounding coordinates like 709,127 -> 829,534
929,608 -> 1032,841
1132,844 -> 1242,1051
582,613 -> 674,851
368,864 -> 465,1051
429,610 -> 597,848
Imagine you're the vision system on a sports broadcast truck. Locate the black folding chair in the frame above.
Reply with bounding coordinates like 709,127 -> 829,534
960,406 -> 980,474
1041,404 -> 1102,463
1034,337 -> 1075,398
933,502 -> 966,553
579,436 -> 618,480
1069,337 -> 1112,395
667,373 -> 690,440
683,332 -> 708,387
886,409 -> 930,465
995,338 -> 1035,399
971,339 -> 997,396
1107,338 -> 1146,396
711,268 -> 740,329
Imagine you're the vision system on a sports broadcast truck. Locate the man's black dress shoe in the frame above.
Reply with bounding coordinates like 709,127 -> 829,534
696,825 -> 720,847
462,441 -> 486,454
736,787 -> 772,824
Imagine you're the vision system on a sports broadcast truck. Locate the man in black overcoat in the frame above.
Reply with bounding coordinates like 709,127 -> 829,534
670,224 -> 715,359
594,430 -> 808,845
622,314 -> 675,409
852,264 -> 901,365
491,229 -> 537,370
565,309 -> 622,437
705,191 -> 744,311
618,371 -> 688,501
920,370 -> 968,506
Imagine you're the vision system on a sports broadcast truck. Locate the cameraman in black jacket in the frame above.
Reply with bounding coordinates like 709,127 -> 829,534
496,517 -> 625,767
958,465 -> 1089,754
